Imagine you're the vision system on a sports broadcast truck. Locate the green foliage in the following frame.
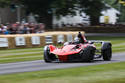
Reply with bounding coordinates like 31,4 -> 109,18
104,0 -> 125,22
52,0 -> 108,25
51,0 -> 78,16
0,0 -> 118,25
0,0 -> 11,7
20,0 -> 53,14
78,0 -> 107,25
104,0 -> 119,10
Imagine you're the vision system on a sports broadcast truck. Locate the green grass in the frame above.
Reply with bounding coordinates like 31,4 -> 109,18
0,49 -> 43,55
0,52 -> 42,58
0,62 -> 125,83
0,49 -> 43,63
0,47 -> 43,63
0,36 -> 124,64
0,57 -> 42,63
0,53 -> 43,63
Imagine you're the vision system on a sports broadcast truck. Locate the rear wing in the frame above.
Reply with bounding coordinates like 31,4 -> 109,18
88,40 -> 111,44
88,40 -> 112,50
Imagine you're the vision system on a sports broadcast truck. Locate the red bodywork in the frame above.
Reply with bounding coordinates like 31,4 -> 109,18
48,44 -> 95,62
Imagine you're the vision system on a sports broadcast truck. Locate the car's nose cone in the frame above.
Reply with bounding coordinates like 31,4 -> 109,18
51,45 -> 81,55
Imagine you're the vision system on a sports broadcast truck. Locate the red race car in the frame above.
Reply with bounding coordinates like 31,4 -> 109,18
43,32 -> 112,63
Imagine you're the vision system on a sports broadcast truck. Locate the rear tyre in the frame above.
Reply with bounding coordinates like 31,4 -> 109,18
102,43 -> 112,61
44,46 -> 56,63
81,46 -> 96,62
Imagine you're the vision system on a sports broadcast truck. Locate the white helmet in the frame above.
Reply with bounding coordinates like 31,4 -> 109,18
74,37 -> 80,43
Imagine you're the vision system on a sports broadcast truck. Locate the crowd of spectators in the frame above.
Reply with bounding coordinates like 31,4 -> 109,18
0,22 -> 45,35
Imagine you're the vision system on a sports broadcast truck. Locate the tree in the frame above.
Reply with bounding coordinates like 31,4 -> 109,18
0,0 -> 11,7
51,0 -> 77,16
51,0 -> 108,26
112,0 -> 125,22
0,0 -> 108,27
78,0 -> 107,25
0,0 -> 77,28
17,0 -> 77,29
0,0 -> 55,28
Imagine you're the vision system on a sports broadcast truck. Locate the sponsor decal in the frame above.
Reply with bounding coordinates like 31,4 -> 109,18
31,36 -> 40,45
0,38 -> 8,47
15,37 -> 26,46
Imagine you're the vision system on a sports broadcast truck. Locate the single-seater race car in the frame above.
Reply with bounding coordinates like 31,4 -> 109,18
43,32 -> 112,63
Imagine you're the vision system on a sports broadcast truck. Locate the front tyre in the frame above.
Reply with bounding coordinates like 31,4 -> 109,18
43,46 -> 56,63
102,43 -> 112,61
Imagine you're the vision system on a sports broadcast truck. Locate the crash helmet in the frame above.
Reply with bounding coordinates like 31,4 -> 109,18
74,37 -> 80,43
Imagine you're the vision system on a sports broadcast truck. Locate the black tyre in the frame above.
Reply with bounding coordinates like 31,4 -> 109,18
44,46 -> 56,63
80,46 -> 96,62
101,43 -> 112,61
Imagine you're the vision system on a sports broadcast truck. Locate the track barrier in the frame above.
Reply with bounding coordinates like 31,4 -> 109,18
0,31 -> 84,49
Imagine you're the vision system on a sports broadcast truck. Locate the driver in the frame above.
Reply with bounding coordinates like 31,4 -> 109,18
74,32 -> 87,44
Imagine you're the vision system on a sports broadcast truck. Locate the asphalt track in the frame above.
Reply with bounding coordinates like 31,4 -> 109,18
0,52 -> 125,75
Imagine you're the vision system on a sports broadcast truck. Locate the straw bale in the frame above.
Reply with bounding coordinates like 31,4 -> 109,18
40,36 -> 45,46
8,37 -> 15,49
0,31 -> 84,49
0,31 -> 84,37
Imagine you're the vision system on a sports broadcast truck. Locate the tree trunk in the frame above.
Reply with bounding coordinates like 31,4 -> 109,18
90,16 -> 100,26
38,13 -> 53,29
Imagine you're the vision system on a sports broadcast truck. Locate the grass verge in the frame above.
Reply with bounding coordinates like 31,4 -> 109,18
0,62 -> 125,83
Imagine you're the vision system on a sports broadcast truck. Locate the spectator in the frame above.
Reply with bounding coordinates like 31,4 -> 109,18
0,22 -> 45,35
36,23 -> 45,33
23,23 -> 30,34
0,27 -> 2,34
3,28 -> 10,35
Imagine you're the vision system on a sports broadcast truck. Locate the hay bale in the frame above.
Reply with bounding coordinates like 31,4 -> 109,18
0,31 -> 84,49
40,36 -> 45,46
52,35 -> 57,45
64,35 -> 67,42
8,37 -> 15,49
26,37 -> 32,48
0,31 -> 84,37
